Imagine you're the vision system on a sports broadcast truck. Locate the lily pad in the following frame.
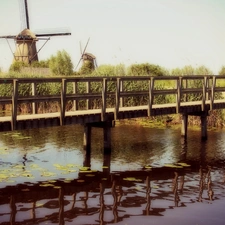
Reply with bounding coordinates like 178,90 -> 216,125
164,164 -> 183,168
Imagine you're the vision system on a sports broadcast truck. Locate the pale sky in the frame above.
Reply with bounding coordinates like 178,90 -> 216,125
0,0 -> 225,74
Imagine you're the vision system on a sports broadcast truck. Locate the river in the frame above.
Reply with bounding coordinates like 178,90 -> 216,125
0,121 -> 225,225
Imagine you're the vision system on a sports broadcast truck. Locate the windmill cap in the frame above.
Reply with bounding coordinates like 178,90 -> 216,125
83,53 -> 96,59
16,29 -> 37,40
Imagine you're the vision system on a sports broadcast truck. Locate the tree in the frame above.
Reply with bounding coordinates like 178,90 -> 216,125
31,60 -> 49,68
92,64 -> 126,76
79,61 -> 94,75
219,66 -> 225,75
127,63 -> 165,76
49,50 -> 73,76
9,61 -> 28,72
181,65 -> 195,75
170,67 -> 183,76
195,65 -> 213,75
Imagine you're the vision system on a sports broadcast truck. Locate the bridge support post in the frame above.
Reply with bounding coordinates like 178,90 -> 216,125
201,115 -> 207,140
103,124 -> 111,154
83,124 -> 92,154
181,114 -> 188,138
83,121 -> 114,159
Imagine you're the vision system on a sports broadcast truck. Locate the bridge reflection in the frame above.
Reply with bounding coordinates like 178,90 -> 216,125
0,147 -> 218,225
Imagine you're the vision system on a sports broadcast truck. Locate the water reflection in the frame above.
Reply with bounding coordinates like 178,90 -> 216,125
0,125 -> 225,224
0,152 -> 224,225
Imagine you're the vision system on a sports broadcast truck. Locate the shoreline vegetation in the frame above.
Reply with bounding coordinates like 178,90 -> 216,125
1,51 -> 225,128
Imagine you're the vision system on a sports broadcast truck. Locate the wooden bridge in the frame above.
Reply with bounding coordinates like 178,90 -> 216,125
0,75 -> 225,147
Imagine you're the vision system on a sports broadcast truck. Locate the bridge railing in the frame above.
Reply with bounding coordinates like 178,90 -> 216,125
0,75 -> 225,128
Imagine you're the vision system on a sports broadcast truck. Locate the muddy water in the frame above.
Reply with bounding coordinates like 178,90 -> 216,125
0,123 -> 225,225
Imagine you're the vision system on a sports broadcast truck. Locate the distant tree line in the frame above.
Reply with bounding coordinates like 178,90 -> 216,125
8,49 -> 225,77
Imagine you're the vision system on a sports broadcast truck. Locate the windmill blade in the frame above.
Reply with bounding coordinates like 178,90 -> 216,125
0,35 -> 17,39
80,41 -> 82,55
35,27 -> 71,37
18,0 -> 27,30
75,57 -> 83,71
94,59 -> 98,68
36,32 -> 71,37
24,0 -> 30,29
82,37 -> 90,55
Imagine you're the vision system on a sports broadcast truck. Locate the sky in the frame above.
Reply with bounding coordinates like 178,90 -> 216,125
0,0 -> 225,74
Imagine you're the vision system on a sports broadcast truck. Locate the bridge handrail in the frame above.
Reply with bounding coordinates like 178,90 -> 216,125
1,75 -> 225,129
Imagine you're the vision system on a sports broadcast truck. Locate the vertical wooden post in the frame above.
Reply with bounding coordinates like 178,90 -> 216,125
83,148 -> 91,168
103,124 -> 111,154
145,175 -> 151,215
86,81 -> 90,109
181,114 -> 188,138
206,76 -> 209,101
103,149 -> 111,173
59,188 -> 65,225
101,78 -> 107,121
148,77 -> 154,117
201,114 -> 207,140
73,81 -> 78,111
114,78 -> 121,120
11,79 -> 18,131
120,79 -> 124,107
202,76 -> 207,111
210,76 -> 216,110
83,124 -> 92,154
10,195 -> 16,224
31,82 -> 37,114
185,78 -> 188,102
176,77 -> 182,113
60,79 -> 67,126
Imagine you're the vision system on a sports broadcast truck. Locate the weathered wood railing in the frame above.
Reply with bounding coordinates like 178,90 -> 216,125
1,75 -> 225,131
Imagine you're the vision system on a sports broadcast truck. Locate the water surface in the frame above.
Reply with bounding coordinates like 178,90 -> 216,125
0,123 -> 225,225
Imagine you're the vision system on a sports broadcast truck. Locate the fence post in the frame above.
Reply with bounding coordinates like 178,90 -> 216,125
176,77 -> 182,113
101,78 -> 107,121
86,81 -> 90,109
31,82 -> 37,114
114,78 -> 121,120
120,79 -> 124,107
73,81 -> 78,110
11,79 -> 18,131
60,79 -> 67,126
202,76 -> 207,111
148,77 -> 154,117
210,76 -> 216,110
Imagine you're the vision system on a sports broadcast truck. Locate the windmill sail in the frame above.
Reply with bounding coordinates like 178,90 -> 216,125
24,0 -> 30,29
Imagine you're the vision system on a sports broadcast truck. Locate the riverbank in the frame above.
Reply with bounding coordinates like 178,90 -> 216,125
116,110 -> 225,129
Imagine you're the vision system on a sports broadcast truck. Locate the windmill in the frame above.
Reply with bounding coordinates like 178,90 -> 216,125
0,0 -> 71,64
75,38 -> 97,71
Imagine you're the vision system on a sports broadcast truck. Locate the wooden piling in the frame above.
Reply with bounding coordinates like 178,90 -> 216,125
201,115 -> 207,140
83,124 -> 92,154
181,114 -> 188,138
